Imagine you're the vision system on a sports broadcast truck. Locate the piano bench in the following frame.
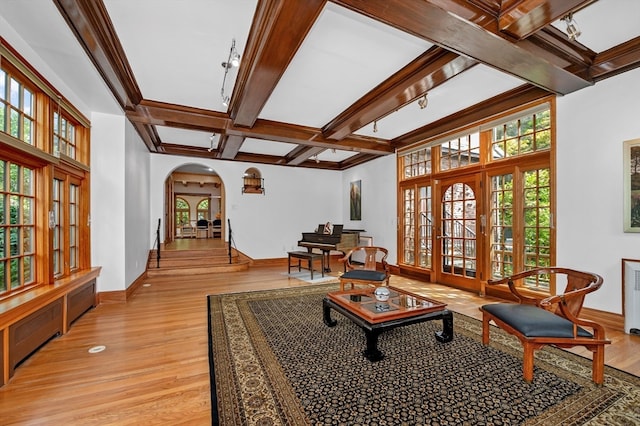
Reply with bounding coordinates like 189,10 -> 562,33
288,251 -> 324,280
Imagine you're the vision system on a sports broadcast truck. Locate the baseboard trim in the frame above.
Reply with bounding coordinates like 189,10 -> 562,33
581,306 -> 624,332
97,270 -> 148,304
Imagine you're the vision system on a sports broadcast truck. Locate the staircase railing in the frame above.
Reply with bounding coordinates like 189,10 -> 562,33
227,218 -> 233,264
154,218 -> 161,268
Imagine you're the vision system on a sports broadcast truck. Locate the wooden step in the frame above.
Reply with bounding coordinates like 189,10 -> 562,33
146,260 -> 251,277
152,254 -> 238,268
146,247 -> 251,277
148,248 -> 228,259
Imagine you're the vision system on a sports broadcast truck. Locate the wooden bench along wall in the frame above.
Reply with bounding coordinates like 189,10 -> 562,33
0,267 -> 100,387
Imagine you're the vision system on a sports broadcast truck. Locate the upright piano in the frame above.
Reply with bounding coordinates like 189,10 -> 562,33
298,224 -> 360,272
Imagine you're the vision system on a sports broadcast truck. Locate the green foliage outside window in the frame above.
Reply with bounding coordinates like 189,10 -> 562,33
0,160 -> 35,293
175,198 -> 189,225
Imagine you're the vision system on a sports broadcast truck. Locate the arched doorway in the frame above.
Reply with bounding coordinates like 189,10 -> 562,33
164,164 -> 225,244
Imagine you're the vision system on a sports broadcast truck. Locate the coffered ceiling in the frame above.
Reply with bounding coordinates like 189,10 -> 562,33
3,1 -> 640,170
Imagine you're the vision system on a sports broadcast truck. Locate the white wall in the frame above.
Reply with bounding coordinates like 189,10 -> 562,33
91,113 -> 126,292
150,155 -> 342,259
341,155 -> 398,264
124,120 -> 151,287
556,67 -> 640,314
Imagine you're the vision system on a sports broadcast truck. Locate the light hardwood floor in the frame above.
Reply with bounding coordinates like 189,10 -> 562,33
0,259 -> 638,425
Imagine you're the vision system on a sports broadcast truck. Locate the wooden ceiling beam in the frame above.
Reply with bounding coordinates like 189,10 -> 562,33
53,0 -> 142,110
229,0 -> 327,127
393,84 -> 551,149
229,119 -> 394,155
322,47 -> 478,140
283,145 -> 325,166
498,0 -> 596,40
339,153 -> 380,169
130,122 -> 161,153
334,0 -> 591,95
128,100 -> 229,132
591,36 -> 640,82
158,144 -> 216,158
217,135 -> 245,160
128,100 -> 394,156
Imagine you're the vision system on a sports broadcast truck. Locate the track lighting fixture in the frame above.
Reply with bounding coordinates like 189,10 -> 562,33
562,13 -> 581,41
208,133 -> 216,152
221,39 -> 240,69
373,120 -> 378,133
220,39 -> 241,108
418,93 -> 428,110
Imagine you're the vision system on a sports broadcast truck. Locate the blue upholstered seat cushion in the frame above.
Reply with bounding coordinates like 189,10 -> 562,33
341,270 -> 387,282
482,303 -> 593,338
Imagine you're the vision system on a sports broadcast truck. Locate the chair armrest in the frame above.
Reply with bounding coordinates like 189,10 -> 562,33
539,279 -> 601,308
339,248 -> 356,264
539,282 -> 607,338
487,275 -> 540,305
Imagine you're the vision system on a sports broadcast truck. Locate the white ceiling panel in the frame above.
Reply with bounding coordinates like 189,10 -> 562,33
104,0 -> 257,112
552,0 -> 640,53
259,2 -> 432,128
156,126 -> 217,148
316,149 -> 359,162
240,138 -> 294,156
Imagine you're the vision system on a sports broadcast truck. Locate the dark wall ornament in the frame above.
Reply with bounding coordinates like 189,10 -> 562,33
350,180 -> 361,221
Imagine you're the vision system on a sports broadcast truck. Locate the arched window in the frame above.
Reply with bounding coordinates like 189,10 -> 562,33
197,198 -> 210,220
175,197 -> 189,226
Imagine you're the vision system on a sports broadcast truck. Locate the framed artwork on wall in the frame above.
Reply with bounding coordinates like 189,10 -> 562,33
350,180 -> 361,221
623,138 -> 640,232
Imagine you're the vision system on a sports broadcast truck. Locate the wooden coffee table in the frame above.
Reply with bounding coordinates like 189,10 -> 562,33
323,287 -> 453,361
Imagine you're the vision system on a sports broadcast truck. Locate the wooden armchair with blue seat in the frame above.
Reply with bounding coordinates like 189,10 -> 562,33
480,267 -> 611,384
338,246 -> 390,291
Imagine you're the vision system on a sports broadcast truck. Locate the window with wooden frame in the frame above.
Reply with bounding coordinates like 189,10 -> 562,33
398,100 -> 555,294
175,198 -> 189,226
439,133 -> 481,171
0,160 -> 36,295
0,40 -> 92,298
0,67 -> 35,145
69,181 -> 79,271
197,198 -> 210,220
53,172 -> 84,278
52,177 -> 63,277
53,109 -> 77,159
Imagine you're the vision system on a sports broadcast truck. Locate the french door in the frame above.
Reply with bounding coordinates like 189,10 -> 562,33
433,174 -> 482,293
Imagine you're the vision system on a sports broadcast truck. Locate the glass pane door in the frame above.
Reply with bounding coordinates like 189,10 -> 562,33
434,175 -> 481,292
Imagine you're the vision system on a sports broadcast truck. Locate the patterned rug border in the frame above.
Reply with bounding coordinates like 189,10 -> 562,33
208,284 -> 640,425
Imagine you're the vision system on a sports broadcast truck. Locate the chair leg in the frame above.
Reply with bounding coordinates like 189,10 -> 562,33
481,314 -> 490,345
522,343 -> 535,383
592,345 -> 605,385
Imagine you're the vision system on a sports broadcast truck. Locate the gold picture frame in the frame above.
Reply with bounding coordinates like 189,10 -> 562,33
623,138 -> 640,232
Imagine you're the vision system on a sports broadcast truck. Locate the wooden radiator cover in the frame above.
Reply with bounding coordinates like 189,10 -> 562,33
9,298 -> 63,376
67,279 -> 96,329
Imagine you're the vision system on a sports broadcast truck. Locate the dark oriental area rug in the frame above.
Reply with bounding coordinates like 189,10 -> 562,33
207,284 -> 640,425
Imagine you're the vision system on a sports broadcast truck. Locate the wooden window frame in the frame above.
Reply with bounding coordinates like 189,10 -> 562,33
0,40 -> 92,300
0,64 -> 36,147
397,98 -> 555,295
197,198 -> 210,221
